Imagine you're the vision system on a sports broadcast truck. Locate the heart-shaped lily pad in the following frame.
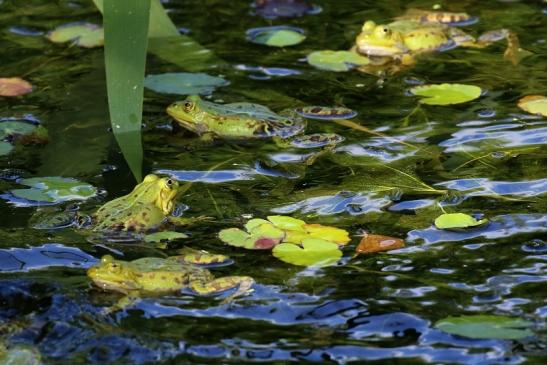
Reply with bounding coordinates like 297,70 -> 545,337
144,231 -> 189,243
46,22 -> 104,48
266,215 -> 306,230
0,77 -> 33,97
272,238 -> 342,267
0,141 -> 14,156
10,177 -> 97,204
435,315 -> 534,340
409,83 -> 482,105
295,106 -> 357,120
144,73 -> 229,95
517,95 -> 547,117
434,213 -> 488,230
246,26 -> 305,47
218,224 -> 285,250
307,50 -> 370,72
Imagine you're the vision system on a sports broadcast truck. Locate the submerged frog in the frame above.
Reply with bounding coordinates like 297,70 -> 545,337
88,255 -> 254,309
353,9 -> 528,73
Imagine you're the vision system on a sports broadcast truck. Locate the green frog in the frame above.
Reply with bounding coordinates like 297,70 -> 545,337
88,255 -> 254,310
353,9 -> 527,73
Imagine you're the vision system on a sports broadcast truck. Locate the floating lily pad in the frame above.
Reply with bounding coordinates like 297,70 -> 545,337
46,22 -> 104,48
144,231 -> 189,243
218,225 -> 284,250
356,233 -> 405,254
434,213 -> 488,230
307,50 -> 370,72
10,177 -> 97,204
289,133 -> 345,149
0,141 -> 13,156
295,105 -> 357,120
0,77 -> 33,96
247,26 -> 305,47
409,83 -> 482,105
435,315 -> 534,339
517,95 -> 547,117
304,224 -> 351,245
272,238 -> 342,267
144,73 -> 229,95
266,215 -> 305,230
0,119 -> 48,145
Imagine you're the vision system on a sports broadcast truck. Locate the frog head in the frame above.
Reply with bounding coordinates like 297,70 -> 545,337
166,95 -> 208,134
355,20 -> 407,57
132,174 -> 179,215
87,255 -> 140,293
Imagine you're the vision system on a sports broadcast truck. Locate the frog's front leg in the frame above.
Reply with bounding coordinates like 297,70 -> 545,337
102,295 -> 139,314
190,276 -> 254,302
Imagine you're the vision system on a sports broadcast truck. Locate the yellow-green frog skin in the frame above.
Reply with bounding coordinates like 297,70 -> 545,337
87,255 -> 254,298
93,174 -> 179,233
166,95 -> 306,140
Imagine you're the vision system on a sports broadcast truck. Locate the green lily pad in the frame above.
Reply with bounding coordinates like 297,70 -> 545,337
11,177 -> 97,203
218,225 -> 284,250
272,238 -> 342,267
517,95 -> 547,117
247,26 -> 305,47
144,73 -> 229,95
409,83 -> 482,105
0,120 -> 38,140
307,50 -> 370,72
434,213 -> 488,230
435,315 -> 534,340
144,231 -> 189,243
46,22 -> 104,48
244,218 -> 271,232
0,141 -> 13,156
267,215 -> 306,231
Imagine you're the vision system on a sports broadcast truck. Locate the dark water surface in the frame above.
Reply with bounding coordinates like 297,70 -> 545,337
0,0 -> 546,363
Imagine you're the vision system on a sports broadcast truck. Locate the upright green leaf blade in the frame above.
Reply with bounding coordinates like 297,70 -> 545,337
103,0 -> 151,181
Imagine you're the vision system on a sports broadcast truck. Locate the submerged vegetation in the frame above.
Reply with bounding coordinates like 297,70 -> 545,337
0,0 -> 546,364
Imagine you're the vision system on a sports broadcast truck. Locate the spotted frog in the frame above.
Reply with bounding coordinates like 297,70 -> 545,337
353,9 -> 528,73
88,255 -> 254,309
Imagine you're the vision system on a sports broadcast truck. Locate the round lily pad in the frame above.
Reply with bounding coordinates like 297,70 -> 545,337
0,141 -> 13,156
307,50 -> 370,72
0,77 -> 33,97
517,95 -> 547,117
434,213 -> 488,230
144,73 -> 229,95
409,83 -> 482,105
435,315 -> 534,340
295,106 -> 357,120
46,22 -> 104,48
246,26 -> 305,47
266,215 -> 305,231
144,231 -> 189,243
289,133 -> 345,149
218,225 -> 285,250
272,238 -> 342,267
11,176 -> 97,204
304,224 -> 351,245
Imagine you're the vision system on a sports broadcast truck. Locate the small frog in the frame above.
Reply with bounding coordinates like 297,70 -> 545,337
87,255 -> 254,310
353,9 -> 528,73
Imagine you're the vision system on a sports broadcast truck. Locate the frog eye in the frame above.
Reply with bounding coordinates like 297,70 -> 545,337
164,178 -> 176,189
183,101 -> 194,112
374,25 -> 392,38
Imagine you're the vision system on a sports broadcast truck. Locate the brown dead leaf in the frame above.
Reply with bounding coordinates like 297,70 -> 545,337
356,233 -> 405,254
0,77 -> 33,96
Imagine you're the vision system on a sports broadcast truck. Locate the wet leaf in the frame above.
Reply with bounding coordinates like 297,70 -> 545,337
245,218 -> 271,232
434,213 -> 488,230
272,238 -> 342,267
307,50 -> 370,72
0,77 -> 33,96
409,83 -> 482,105
304,224 -> 351,245
0,141 -> 14,156
517,95 -> 547,117
144,231 -> 189,243
266,215 -> 305,231
46,22 -> 104,48
144,73 -> 229,95
435,315 -> 534,339
247,26 -> 305,47
11,177 -> 97,203
356,233 -> 405,254
295,105 -> 357,120
218,225 -> 284,250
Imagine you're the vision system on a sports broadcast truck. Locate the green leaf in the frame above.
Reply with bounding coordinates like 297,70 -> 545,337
272,238 -> 342,267
0,121 -> 37,139
434,213 -> 488,230
517,95 -> 547,117
11,176 -> 97,203
103,0 -> 151,182
144,231 -> 189,243
46,22 -> 104,48
0,141 -> 13,156
218,228 -> 254,248
409,83 -> 482,105
435,315 -> 534,339
267,215 -> 306,231
244,218 -> 271,232
251,29 -> 305,47
307,50 -> 370,72
144,73 -> 229,95
218,225 -> 284,250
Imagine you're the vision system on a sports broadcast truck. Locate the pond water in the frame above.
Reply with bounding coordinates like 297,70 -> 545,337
1,0 -> 546,363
